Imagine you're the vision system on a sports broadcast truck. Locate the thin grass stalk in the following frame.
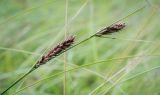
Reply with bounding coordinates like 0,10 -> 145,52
63,0 -> 68,94
12,54 -> 160,95
0,6 -> 145,95
0,68 -> 35,95
0,29 -> 114,95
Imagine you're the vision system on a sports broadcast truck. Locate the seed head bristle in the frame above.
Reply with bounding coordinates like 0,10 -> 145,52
95,22 -> 126,37
34,36 -> 75,68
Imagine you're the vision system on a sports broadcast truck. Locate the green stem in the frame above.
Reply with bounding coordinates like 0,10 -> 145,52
0,35 -> 95,95
0,6 -> 145,95
0,68 -> 36,95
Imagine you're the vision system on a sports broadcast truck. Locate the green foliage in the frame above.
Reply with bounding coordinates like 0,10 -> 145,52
0,0 -> 160,95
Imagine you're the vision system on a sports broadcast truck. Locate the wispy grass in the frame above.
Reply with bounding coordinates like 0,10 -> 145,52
0,0 -> 160,95
63,0 -> 69,94
11,54 -> 160,95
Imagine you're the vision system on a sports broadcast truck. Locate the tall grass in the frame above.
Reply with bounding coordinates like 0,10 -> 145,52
0,0 -> 160,95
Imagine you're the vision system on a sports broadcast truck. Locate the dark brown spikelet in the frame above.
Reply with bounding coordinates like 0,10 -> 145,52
34,36 -> 75,68
95,22 -> 126,37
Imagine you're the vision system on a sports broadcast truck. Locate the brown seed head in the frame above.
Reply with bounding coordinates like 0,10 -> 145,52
34,36 -> 75,68
95,22 -> 126,37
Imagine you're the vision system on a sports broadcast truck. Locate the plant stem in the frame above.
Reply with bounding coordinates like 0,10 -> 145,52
0,35 -> 95,95
1,68 -> 36,95
0,6 -> 145,95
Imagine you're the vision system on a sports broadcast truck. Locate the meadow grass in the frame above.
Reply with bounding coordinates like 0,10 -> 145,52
0,0 -> 160,95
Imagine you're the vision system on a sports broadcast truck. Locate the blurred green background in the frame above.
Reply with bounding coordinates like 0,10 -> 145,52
0,0 -> 160,95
